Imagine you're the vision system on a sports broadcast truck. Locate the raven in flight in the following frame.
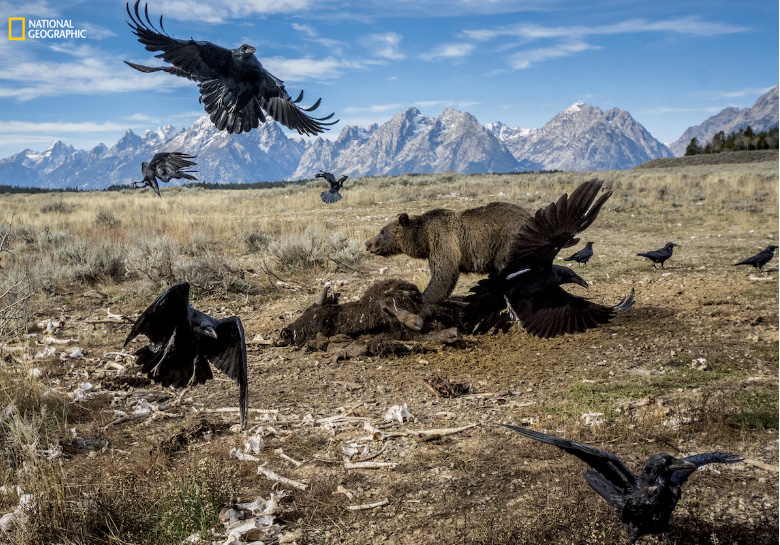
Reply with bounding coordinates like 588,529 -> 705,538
637,242 -> 678,269
133,152 -> 197,196
735,245 -> 777,271
564,241 -> 594,265
124,282 -> 249,429
462,179 -> 633,338
124,1 -> 337,135
315,170 -> 348,204
503,425 -> 742,544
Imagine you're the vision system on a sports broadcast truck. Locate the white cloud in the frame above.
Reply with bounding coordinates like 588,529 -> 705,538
510,41 -> 599,69
419,42 -> 475,61
414,99 -> 481,109
361,33 -> 404,60
262,56 -> 374,83
154,0 -> 314,23
464,16 -> 749,42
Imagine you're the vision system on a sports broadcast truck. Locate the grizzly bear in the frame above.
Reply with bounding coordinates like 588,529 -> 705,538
364,202 -> 533,304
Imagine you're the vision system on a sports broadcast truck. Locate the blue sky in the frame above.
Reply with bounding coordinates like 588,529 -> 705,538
0,0 -> 776,158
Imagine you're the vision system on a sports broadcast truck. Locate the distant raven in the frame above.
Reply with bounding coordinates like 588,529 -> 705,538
315,170 -> 348,204
735,245 -> 777,271
124,1 -> 337,135
564,241 -> 595,265
133,152 -> 197,196
503,425 -> 742,544
462,179 -> 633,338
637,242 -> 678,269
124,282 -> 248,429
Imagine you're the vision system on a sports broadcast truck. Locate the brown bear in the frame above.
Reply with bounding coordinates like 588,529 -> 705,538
364,202 -> 532,304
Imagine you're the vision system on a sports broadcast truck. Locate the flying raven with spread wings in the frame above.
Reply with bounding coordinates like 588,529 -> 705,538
133,152 -> 197,196
124,1 -> 337,135
124,282 -> 249,429
462,179 -> 633,338
315,170 -> 348,204
503,425 -> 742,544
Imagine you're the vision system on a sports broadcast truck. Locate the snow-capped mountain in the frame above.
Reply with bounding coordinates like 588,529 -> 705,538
0,101 -> 683,189
294,108 -> 522,178
488,103 -> 672,171
668,86 -> 779,156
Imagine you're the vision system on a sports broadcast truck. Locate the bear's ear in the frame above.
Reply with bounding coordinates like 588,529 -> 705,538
398,213 -> 410,227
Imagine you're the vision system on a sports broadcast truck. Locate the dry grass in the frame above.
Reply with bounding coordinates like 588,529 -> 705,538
0,157 -> 776,544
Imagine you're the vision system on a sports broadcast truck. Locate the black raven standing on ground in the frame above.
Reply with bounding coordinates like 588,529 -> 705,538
637,242 -> 678,269
462,179 -> 634,338
133,152 -> 197,196
502,425 -> 742,544
735,245 -> 777,271
315,170 -> 348,204
124,282 -> 248,429
564,241 -> 595,265
124,1 -> 337,135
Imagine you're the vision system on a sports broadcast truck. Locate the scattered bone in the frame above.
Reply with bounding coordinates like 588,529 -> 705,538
257,465 -> 307,491
36,318 -> 63,332
346,499 -> 389,511
231,449 -> 260,462
383,403 -> 412,423
28,367 -> 42,379
1,345 -> 25,354
582,412 -> 605,427
408,423 -> 477,439
34,346 -> 56,359
344,461 -> 397,470
743,458 -> 779,473
104,361 -> 125,372
690,357 -> 710,371
274,448 -> 303,468
43,335 -> 77,345
71,382 -> 93,402
242,434 -> 264,455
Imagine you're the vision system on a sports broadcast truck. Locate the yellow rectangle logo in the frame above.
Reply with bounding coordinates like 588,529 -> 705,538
9,17 -> 25,40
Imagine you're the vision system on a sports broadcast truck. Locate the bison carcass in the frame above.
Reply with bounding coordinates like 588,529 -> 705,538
280,279 -> 462,347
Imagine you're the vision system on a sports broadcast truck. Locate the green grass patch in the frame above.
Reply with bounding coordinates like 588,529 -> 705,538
565,366 -> 735,419
727,389 -> 779,430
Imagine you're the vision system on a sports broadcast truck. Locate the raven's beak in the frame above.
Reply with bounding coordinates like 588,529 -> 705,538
247,46 -> 256,54
668,458 -> 697,471
572,273 -> 589,289
204,327 -> 218,339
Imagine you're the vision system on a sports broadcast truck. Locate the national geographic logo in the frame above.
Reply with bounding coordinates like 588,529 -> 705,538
8,17 -> 87,40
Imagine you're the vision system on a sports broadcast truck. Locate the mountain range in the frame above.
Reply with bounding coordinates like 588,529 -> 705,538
668,86 -> 778,156
1,86 -> 776,190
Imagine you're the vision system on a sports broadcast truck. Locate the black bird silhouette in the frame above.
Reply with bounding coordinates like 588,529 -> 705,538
462,179 -> 634,338
564,241 -> 595,265
315,170 -> 348,204
503,425 -> 742,544
637,242 -> 678,269
133,152 -> 197,196
735,245 -> 777,271
124,282 -> 248,429
124,1 -> 337,135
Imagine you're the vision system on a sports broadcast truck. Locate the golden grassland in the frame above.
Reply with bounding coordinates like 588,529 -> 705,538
0,157 -> 777,545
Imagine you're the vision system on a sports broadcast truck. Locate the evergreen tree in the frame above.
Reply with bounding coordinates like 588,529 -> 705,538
685,137 -> 702,156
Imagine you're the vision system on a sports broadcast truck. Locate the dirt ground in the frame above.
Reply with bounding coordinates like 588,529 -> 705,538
4,167 -> 779,545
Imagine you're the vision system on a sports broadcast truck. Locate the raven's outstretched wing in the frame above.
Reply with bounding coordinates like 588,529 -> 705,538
506,179 -> 612,269
316,170 -> 337,184
507,287 -> 634,339
150,152 -> 198,181
125,1 -> 230,82
503,425 -> 638,491
669,452 -> 743,487
203,317 -> 248,430
124,281 -> 189,349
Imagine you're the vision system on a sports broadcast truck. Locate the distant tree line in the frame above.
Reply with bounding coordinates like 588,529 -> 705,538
685,126 -> 779,156
0,185 -> 81,195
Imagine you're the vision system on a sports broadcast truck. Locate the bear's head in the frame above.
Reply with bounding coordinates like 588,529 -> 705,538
364,213 -> 412,256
